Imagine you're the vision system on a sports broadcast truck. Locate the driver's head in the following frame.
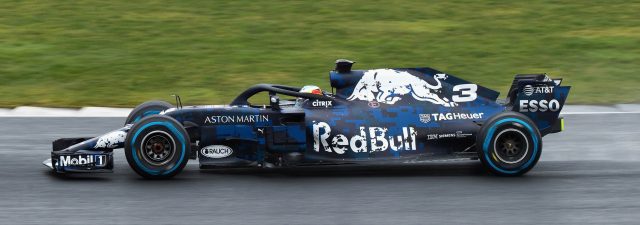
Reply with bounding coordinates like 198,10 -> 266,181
296,85 -> 323,107
299,85 -> 323,95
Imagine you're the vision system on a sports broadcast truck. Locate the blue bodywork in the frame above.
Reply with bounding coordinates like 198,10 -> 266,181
165,67 -> 568,167
47,66 -> 570,172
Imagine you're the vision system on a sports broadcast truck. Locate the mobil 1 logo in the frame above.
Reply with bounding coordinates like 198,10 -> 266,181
59,154 -> 108,167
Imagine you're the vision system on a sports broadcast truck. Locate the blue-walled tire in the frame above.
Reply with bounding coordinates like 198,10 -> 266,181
125,115 -> 190,179
125,101 -> 173,125
476,111 -> 542,176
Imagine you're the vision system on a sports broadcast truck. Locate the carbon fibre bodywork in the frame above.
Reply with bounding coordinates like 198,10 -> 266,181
45,62 -> 570,174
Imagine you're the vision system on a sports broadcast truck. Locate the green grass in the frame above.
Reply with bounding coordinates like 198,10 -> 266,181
1,0 -> 639,107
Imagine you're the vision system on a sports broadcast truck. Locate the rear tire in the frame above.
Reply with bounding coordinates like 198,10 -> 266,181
125,115 -> 190,179
125,101 -> 173,125
476,111 -> 542,176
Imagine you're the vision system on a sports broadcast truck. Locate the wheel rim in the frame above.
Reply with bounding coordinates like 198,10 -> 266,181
140,130 -> 176,166
493,128 -> 529,164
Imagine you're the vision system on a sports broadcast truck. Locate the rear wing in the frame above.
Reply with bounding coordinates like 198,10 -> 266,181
506,74 -> 571,136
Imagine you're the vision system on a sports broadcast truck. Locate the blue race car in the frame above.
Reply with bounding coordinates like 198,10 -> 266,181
44,59 -> 570,178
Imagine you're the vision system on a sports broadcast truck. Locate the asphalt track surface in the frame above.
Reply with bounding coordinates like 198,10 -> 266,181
1,114 -> 640,225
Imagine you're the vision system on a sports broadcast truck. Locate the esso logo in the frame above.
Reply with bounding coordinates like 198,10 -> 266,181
200,145 -> 233,158
519,99 -> 560,112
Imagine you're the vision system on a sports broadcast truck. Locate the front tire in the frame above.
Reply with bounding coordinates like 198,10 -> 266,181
125,100 -> 173,125
476,112 -> 542,176
125,115 -> 190,179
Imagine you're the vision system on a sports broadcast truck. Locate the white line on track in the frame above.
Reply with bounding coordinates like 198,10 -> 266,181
561,112 -> 640,115
0,106 -> 639,117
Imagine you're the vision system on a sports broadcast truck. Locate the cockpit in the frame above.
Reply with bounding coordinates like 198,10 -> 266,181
229,84 -> 334,110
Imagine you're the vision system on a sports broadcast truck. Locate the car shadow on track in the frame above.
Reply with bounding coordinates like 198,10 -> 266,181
198,161 -> 491,177
44,169 -> 200,182
44,161 -> 518,180
44,170 -> 112,181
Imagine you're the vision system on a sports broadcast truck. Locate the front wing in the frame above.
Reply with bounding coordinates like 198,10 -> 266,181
44,126 -> 129,173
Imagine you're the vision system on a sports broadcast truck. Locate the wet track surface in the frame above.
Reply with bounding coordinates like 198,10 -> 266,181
1,114 -> 640,224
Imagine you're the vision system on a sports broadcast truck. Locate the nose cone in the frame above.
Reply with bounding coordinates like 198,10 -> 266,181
43,158 -> 53,169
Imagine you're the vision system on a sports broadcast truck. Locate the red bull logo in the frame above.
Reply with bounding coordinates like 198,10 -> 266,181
346,69 -> 478,107
312,121 -> 417,154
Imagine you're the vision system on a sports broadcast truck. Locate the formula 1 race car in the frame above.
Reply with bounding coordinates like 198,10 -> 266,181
43,59 -> 570,178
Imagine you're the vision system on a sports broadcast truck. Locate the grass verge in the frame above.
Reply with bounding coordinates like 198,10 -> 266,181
1,1 -> 639,107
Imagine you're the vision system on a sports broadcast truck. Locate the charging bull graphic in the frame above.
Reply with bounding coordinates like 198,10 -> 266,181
94,130 -> 126,149
346,69 -> 457,107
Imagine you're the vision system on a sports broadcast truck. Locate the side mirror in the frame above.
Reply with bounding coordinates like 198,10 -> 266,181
269,94 -> 281,111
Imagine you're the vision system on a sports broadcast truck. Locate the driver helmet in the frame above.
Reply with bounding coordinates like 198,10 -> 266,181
299,85 -> 323,95
296,85 -> 323,106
